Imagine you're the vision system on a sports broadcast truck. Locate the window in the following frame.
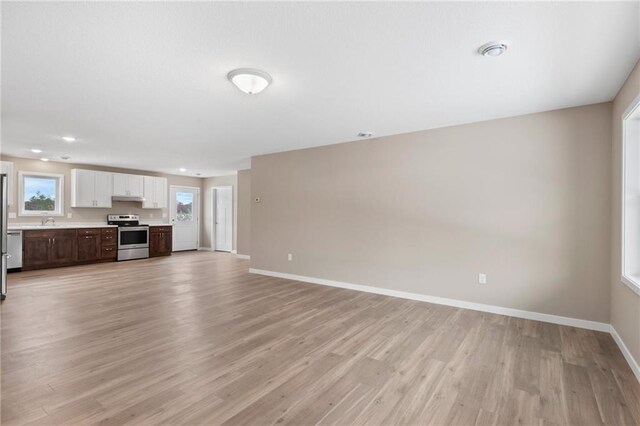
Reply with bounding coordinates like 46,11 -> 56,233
622,96 -> 640,295
19,172 -> 64,216
176,191 -> 193,221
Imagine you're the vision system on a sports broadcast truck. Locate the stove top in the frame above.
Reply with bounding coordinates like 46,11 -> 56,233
107,214 -> 148,227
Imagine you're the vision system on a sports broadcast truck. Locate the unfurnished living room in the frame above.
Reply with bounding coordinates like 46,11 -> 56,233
1,1 -> 640,425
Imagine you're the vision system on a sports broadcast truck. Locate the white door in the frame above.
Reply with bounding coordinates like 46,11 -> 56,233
94,171 -> 112,208
73,169 -> 95,207
142,176 -> 156,209
214,186 -> 233,252
170,186 -> 199,251
154,177 -> 167,208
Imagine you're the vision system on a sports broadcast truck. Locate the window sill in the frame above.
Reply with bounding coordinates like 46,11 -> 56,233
621,275 -> 640,296
18,212 -> 64,217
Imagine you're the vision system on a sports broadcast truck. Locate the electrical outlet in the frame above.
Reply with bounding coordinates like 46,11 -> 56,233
478,273 -> 487,284
149,213 -> 154,218
67,213 -> 72,219
8,212 -> 16,219
288,253 -> 292,261
162,213 -> 167,218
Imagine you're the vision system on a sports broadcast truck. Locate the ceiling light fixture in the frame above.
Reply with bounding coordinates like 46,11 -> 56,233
358,132 -> 373,138
30,148 -> 42,153
179,168 -> 187,172
227,68 -> 272,94
62,136 -> 76,142
478,41 -> 509,57
40,158 -> 50,162
60,156 -> 71,160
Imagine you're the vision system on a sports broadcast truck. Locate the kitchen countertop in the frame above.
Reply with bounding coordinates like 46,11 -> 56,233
8,223 -> 173,231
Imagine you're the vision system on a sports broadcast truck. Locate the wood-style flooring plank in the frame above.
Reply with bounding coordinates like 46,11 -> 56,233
1,251 -> 639,426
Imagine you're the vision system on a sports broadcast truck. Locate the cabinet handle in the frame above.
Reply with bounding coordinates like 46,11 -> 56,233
85,236 -> 93,239
104,248 -> 113,251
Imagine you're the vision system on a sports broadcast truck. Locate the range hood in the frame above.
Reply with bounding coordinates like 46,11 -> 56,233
112,195 -> 145,202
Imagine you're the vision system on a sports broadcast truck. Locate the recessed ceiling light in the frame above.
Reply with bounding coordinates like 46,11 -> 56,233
62,136 -> 76,142
30,148 -> 42,153
227,68 -> 272,94
358,132 -> 373,138
478,41 -> 509,57
196,173 -> 201,176
40,158 -> 50,162
179,168 -> 187,172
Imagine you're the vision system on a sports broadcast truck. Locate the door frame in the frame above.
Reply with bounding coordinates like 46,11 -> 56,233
211,186 -> 233,252
169,185 -> 201,251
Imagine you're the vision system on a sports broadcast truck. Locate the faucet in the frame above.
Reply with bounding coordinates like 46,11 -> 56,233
41,217 -> 55,226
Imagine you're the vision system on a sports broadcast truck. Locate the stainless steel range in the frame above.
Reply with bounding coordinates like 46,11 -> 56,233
107,214 -> 149,261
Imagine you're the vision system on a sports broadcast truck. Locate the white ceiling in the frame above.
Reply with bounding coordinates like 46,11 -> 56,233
2,2 -> 639,177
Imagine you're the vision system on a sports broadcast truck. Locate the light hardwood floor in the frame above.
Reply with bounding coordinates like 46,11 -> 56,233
1,251 -> 639,425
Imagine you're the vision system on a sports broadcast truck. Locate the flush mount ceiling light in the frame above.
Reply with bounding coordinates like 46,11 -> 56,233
227,68 -> 272,94
358,132 -> 373,138
179,168 -> 187,172
62,136 -> 76,142
478,41 -> 509,57
40,158 -> 50,162
30,148 -> 42,153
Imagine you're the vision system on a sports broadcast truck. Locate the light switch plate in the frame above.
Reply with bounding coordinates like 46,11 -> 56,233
8,212 -> 16,219
162,213 -> 167,218
67,213 -> 73,219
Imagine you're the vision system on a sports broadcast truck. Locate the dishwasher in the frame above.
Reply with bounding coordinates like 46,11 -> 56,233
7,230 -> 22,270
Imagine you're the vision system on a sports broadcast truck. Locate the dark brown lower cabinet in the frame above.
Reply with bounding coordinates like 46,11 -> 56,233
150,226 -> 172,257
22,226 -> 170,271
77,229 -> 101,262
100,228 -> 117,260
23,229 -> 77,270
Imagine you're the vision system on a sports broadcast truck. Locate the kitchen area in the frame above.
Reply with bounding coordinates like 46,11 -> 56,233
0,156 -> 206,300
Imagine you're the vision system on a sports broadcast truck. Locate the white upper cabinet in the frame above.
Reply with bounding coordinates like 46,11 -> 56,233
142,176 -> 168,209
113,173 -> 144,197
71,169 -> 113,208
0,161 -> 14,205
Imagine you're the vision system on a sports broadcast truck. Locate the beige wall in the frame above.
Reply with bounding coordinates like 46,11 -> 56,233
251,103 -> 612,323
201,175 -> 237,251
611,60 -> 640,367
0,155 -> 202,224
237,169 -> 251,256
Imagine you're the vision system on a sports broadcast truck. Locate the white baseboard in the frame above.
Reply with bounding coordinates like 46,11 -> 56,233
249,268 -> 611,333
236,254 -> 251,260
231,250 -> 237,254
197,247 -> 214,251
610,326 -> 640,382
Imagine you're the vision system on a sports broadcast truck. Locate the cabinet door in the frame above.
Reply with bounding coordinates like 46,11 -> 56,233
112,173 -> 128,196
94,171 -> 113,208
159,231 -> 172,254
128,174 -> 144,197
50,231 -> 77,265
77,229 -> 101,262
77,233 -> 101,262
142,176 -> 156,209
71,169 -> 96,207
0,161 -> 14,205
149,232 -> 161,257
23,237 -> 51,268
154,177 -> 167,209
